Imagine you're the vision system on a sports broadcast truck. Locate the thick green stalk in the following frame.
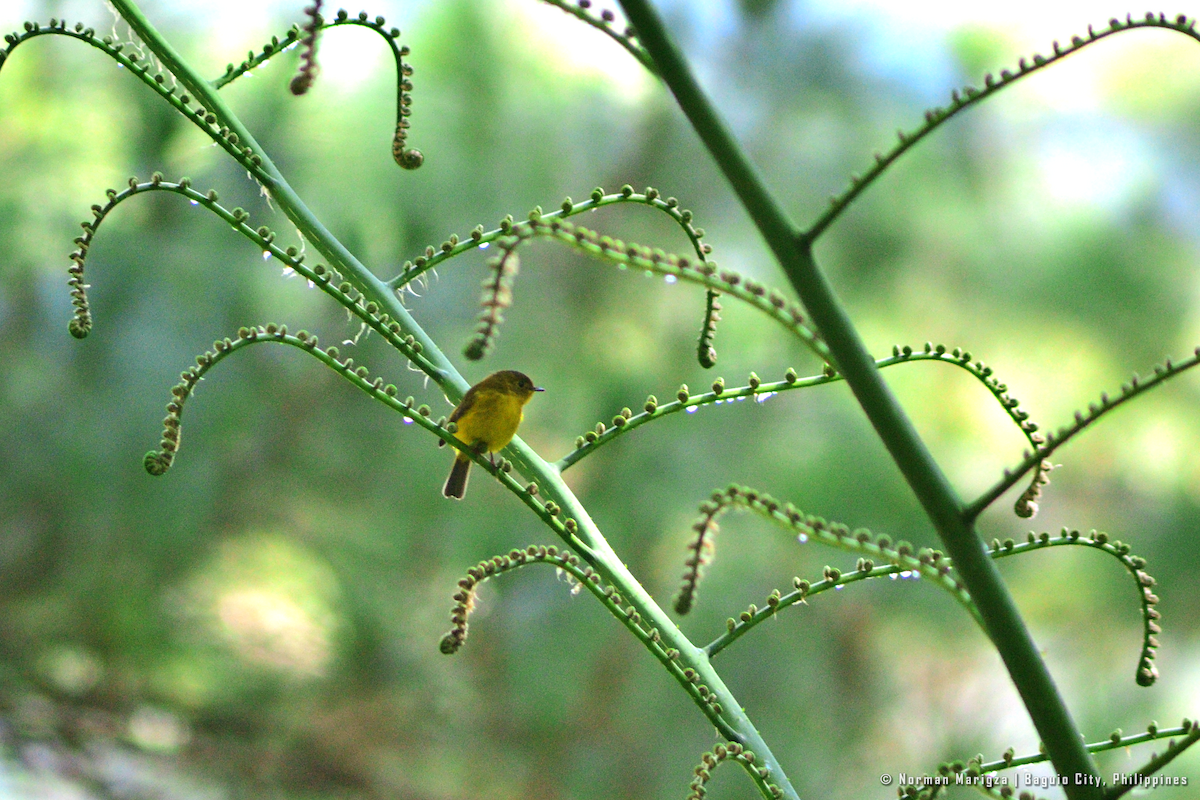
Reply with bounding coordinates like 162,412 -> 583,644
616,0 -> 1102,796
107,4 -> 798,797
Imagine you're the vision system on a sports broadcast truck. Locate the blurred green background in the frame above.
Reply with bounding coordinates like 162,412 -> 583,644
1,0 -> 1198,797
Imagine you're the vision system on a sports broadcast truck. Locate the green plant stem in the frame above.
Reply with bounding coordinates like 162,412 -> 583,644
616,0 -> 1102,796
804,14 -> 1200,241
967,347 -> 1200,520
108,4 -> 796,796
705,562 -> 969,658
557,347 -> 1040,472
1103,723 -> 1200,800
979,725 -> 1196,775
387,189 -> 710,289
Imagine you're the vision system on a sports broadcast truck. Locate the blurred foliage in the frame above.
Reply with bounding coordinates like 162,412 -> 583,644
1,0 -> 1198,798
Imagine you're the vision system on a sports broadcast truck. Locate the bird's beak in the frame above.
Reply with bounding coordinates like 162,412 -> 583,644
534,387 -> 545,392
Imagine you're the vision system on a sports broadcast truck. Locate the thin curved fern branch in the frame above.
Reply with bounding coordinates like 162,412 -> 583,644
437,544 -> 744,743
2,19 -> 107,65
456,215 -> 828,359
144,324 -> 447,475
537,0 -> 654,74
696,287 -> 722,368
989,721 -> 1196,776
805,12 -> 1200,240
967,346 -> 1200,520
685,741 -> 783,800
705,559 -> 930,658
213,9 -> 422,168
987,529 -> 1162,687
388,185 -> 712,289
463,239 -> 520,360
213,24 -> 302,88
1103,720 -> 1200,799
0,19 -> 262,176
672,485 -> 979,638
558,343 -> 1044,477
64,176 -> 436,374
288,0 -> 324,96
908,720 -> 1200,800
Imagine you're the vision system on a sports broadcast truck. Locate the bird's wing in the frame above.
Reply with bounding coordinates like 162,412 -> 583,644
448,385 -> 478,424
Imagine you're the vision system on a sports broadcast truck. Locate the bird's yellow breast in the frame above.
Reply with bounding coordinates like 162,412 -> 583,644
453,388 -> 526,453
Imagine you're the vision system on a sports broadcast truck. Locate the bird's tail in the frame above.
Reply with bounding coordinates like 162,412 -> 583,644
443,453 -> 471,499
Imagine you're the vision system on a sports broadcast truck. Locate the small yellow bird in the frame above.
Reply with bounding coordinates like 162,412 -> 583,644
442,370 -> 543,499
